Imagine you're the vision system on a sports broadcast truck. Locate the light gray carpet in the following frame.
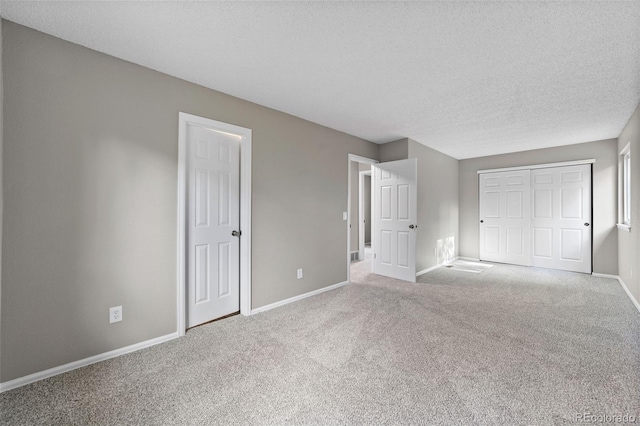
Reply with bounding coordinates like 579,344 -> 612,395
441,259 -> 493,273
2,261 -> 639,425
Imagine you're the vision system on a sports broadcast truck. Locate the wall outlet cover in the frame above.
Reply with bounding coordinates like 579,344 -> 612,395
109,306 -> 123,323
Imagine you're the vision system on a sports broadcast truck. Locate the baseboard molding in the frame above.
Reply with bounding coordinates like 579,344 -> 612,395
0,332 -> 179,393
617,276 -> 640,314
416,265 -> 440,276
591,272 -> 619,280
458,256 -> 480,262
251,281 -> 348,315
416,257 -> 460,277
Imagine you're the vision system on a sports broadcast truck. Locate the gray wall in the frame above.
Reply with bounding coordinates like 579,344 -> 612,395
459,139 -> 619,275
618,102 -> 640,305
359,162 -> 372,243
407,140 -> 459,272
379,138 -> 408,162
349,162 -> 375,251
376,138 -> 460,273
0,18 -> 3,384
0,21 -> 378,382
364,175 -> 371,243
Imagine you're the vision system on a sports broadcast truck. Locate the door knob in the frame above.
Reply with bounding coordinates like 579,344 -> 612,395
584,223 -> 590,227
231,230 -> 242,237
480,220 -> 484,223
409,224 -> 416,229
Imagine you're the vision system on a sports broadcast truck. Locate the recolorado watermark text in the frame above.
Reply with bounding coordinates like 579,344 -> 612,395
575,412 -> 637,423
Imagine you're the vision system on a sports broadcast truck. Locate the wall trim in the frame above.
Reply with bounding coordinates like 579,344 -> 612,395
591,272 -> 619,279
251,281 -> 348,315
416,256 -> 461,277
591,274 -> 640,315
0,332 -> 179,393
177,112 -> 253,337
618,276 -> 640,314
459,256 -> 480,262
616,223 -> 631,232
477,159 -> 595,174
416,265 -> 440,276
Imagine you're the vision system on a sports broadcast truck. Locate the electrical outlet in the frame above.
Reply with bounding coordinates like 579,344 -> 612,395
297,268 -> 303,279
109,306 -> 123,323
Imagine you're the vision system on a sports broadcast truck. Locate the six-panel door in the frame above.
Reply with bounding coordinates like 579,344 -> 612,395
373,159 -> 417,282
479,170 -> 531,266
478,164 -> 592,273
531,164 -> 592,273
187,123 -> 241,328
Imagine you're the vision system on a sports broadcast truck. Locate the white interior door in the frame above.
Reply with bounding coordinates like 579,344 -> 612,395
531,164 -> 591,273
372,159 -> 417,282
187,122 -> 240,328
479,170 -> 531,266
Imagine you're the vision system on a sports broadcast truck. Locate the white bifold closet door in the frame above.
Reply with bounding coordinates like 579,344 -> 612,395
531,165 -> 591,273
479,170 -> 531,266
479,164 -> 592,274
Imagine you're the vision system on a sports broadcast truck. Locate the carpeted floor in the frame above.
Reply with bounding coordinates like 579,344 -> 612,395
2,260 -> 639,425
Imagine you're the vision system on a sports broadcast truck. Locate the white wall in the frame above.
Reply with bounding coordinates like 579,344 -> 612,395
618,102 -> 640,305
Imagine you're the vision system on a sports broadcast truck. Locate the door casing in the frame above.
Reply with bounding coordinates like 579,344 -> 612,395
177,112 -> 252,336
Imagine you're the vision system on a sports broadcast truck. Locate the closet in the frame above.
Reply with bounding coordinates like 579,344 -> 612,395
479,162 -> 592,273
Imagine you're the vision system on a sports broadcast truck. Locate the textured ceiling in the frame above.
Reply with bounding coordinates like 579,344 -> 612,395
1,1 -> 639,159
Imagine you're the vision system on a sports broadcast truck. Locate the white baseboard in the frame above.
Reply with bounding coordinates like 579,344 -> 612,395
0,332 -> 179,393
591,272 -> 619,279
618,276 -> 640,314
416,257 -> 460,277
416,265 -> 440,276
251,281 -> 348,315
458,256 -> 480,262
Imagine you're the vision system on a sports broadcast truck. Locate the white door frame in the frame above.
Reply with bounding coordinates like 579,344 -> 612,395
358,170 -> 372,260
347,154 -> 378,283
177,112 -> 252,336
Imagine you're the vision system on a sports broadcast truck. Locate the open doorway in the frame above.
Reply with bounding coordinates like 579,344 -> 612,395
347,154 -> 377,283
358,169 -> 372,261
347,154 -> 418,284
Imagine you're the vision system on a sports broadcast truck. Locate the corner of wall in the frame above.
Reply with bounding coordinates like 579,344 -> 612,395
378,138 -> 409,162
405,139 -> 460,272
0,16 -> 4,385
617,101 -> 640,307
